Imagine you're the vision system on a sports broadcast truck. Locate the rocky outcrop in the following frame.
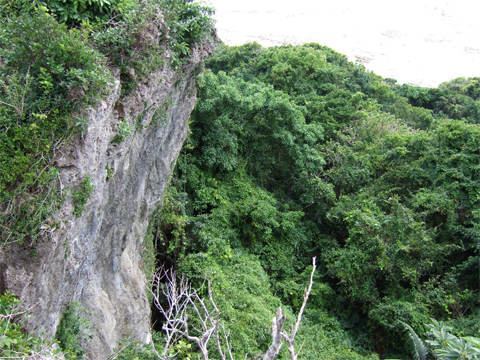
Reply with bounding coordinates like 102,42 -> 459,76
0,25 -> 215,359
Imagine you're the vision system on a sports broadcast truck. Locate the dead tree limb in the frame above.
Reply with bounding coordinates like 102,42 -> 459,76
148,266 -> 233,360
263,307 -> 287,360
263,257 -> 317,360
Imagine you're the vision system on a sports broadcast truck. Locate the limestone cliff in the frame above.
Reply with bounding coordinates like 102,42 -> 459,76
0,24 -> 215,359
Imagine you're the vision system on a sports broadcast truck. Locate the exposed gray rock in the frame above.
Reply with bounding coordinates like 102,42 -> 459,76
0,26 -> 216,360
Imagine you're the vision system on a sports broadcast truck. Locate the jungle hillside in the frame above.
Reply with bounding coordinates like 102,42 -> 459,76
0,0 -> 479,359
148,43 -> 480,359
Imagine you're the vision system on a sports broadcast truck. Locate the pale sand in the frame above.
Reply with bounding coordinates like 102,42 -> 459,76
207,0 -> 480,88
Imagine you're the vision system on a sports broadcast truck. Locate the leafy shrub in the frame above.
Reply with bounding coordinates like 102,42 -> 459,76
178,250 -> 284,357
55,302 -> 92,359
0,10 -> 109,246
72,176 -> 95,217
0,0 -> 215,249
424,319 -> 480,360
112,119 -> 134,143
109,337 -> 156,360
152,42 -> 480,358
0,11 -> 110,100
395,78 -> 480,124
0,0 -> 136,26
92,0 -> 215,95
369,299 -> 430,357
0,291 -> 60,358
92,0 -> 166,95
159,0 -> 215,68
43,0 -> 135,25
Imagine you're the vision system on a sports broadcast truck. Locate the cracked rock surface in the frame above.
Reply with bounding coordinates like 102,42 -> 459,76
0,29 -> 216,360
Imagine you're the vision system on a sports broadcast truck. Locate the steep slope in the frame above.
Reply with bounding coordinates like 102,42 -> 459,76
0,18 -> 215,360
153,43 -> 479,359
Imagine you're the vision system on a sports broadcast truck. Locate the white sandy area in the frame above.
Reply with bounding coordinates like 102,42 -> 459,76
207,0 -> 480,88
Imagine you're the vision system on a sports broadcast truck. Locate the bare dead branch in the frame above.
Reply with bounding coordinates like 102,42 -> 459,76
263,307 -> 287,360
148,266 -> 233,360
148,259 -> 317,360
264,257 -> 317,360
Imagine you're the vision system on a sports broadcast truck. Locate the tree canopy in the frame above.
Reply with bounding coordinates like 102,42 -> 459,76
148,43 -> 479,359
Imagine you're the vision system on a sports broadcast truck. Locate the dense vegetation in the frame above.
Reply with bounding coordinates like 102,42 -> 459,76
0,0 -> 214,249
1,0 -> 478,357
144,43 -> 480,359
0,0 -> 214,358
0,291 -> 62,358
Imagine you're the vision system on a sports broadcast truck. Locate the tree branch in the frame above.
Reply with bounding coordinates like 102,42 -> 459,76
264,257 -> 317,360
263,307 -> 287,360
148,266 -> 234,360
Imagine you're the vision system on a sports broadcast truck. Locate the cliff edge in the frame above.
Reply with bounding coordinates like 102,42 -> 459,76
0,12 -> 216,358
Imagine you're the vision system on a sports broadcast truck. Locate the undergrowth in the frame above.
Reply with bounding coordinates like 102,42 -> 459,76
0,0 -> 215,250
55,302 -> 92,360
0,291 -> 61,358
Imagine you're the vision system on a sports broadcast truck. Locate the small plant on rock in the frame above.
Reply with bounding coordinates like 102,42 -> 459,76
72,176 -> 95,217
55,302 -> 93,360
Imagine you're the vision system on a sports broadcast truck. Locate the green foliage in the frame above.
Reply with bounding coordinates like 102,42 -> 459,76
169,339 -> 192,359
72,176 -> 94,217
447,311 -> 480,340
391,319 -> 480,360
55,302 -> 93,359
320,115 -> 480,354
426,319 -> 480,360
159,0 -> 215,69
178,250 -> 283,356
75,115 -> 90,138
297,320 -> 380,360
0,0 -> 214,253
148,42 -> 479,359
0,11 -> 110,104
394,78 -> 480,123
139,231 -> 157,291
402,322 -> 428,360
0,9 -> 109,246
43,0 -> 135,26
0,291 -> 60,358
105,165 -> 115,182
91,0 -> 166,95
175,71 -> 326,280
206,43 -> 434,137
92,0 -> 215,94
146,182 -> 189,267
112,119 -> 134,143
0,0 -> 136,26
109,335 -> 158,360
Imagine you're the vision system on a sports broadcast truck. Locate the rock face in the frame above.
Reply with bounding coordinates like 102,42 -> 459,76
0,28 -> 215,359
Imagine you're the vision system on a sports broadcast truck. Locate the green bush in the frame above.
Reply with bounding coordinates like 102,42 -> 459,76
151,43 -> 479,358
73,176 -> 95,217
0,0 -> 136,26
419,319 -> 480,360
111,119 -> 134,143
159,0 -> 215,69
92,0 -> 215,95
92,0 -> 166,95
55,302 -> 92,359
395,78 -> 480,124
0,10 -> 109,246
0,291 -> 60,358
0,0 -> 215,250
